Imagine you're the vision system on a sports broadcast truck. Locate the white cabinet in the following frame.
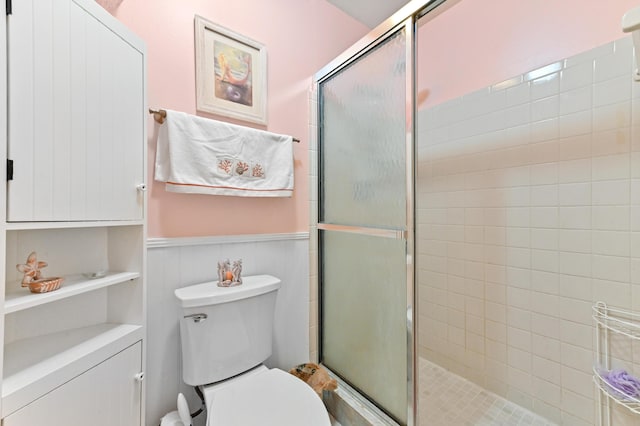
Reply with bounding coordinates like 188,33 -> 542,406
3,342 -> 142,426
7,0 -> 145,222
0,0 -> 146,424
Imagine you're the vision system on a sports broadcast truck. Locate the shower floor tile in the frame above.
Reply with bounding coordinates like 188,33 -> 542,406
419,358 -> 557,426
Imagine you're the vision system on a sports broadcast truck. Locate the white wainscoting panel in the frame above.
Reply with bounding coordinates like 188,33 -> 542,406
146,233 -> 309,426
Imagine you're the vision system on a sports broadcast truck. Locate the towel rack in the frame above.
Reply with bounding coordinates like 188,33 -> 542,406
148,108 -> 300,143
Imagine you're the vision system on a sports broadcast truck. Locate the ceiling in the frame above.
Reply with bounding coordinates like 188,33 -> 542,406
327,0 -> 412,28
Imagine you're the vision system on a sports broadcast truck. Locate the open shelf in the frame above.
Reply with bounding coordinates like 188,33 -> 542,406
5,220 -> 144,230
4,272 -> 140,314
593,366 -> 640,414
2,323 -> 143,417
593,302 -> 640,421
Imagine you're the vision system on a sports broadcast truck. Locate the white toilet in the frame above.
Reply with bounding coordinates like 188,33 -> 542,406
173,275 -> 331,426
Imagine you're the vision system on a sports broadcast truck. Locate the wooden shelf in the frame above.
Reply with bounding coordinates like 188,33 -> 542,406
2,323 -> 143,417
4,272 -> 140,314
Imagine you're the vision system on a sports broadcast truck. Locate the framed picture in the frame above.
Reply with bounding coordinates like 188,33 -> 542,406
194,15 -> 267,125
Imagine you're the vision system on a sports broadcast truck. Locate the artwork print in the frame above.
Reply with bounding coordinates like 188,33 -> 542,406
195,15 -> 267,124
214,41 -> 253,107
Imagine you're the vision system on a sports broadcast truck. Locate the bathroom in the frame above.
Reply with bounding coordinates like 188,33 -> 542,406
2,0 -> 640,425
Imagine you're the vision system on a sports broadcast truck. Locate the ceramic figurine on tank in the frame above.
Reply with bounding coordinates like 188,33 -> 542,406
16,251 -> 64,293
217,258 -> 243,287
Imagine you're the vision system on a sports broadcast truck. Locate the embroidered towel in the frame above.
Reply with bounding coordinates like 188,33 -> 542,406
155,110 -> 294,197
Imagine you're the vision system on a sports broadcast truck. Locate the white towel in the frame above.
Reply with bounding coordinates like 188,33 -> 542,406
154,110 -> 294,197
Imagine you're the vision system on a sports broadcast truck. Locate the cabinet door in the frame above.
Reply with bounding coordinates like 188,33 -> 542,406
7,0 -> 144,222
3,342 -> 142,426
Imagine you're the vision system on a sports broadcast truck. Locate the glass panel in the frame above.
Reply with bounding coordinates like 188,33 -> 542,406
320,29 -> 406,230
321,230 -> 407,424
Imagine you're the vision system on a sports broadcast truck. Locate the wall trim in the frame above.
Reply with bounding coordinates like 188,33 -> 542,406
147,232 -> 309,249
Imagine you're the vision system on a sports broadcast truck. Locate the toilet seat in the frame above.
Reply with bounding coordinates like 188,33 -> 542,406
203,366 -> 331,426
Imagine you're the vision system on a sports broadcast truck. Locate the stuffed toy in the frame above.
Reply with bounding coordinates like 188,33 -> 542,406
289,363 -> 338,397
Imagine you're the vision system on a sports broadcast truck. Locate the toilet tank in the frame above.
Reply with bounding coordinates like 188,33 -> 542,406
174,275 -> 281,386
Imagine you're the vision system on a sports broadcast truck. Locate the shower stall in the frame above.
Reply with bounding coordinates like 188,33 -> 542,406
313,0 -> 640,425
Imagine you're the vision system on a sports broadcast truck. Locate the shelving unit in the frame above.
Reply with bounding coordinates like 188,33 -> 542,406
593,302 -> 640,424
5,272 -> 140,314
0,0 -> 147,424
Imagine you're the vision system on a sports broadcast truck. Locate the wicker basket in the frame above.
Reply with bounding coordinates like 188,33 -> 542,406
28,277 -> 63,293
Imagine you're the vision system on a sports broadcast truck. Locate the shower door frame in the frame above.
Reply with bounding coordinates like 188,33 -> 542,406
313,1 -> 447,424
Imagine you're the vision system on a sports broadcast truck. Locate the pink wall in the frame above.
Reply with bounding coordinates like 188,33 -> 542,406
99,0 -> 368,237
418,0 -> 640,108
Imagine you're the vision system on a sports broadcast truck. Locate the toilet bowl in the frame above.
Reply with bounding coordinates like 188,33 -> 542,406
202,365 -> 330,426
174,275 -> 332,426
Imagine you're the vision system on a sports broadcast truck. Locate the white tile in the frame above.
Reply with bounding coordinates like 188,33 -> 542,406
559,134 -> 592,161
508,346 -> 532,372
533,356 -> 562,387
486,319 -> 507,343
559,86 -> 592,115
592,179 -> 630,205
508,327 -> 532,352
592,230 -> 630,257
530,118 -> 558,143
532,333 -> 561,361
561,366 -> 593,398
506,247 -> 530,269
594,48 -> 634,82
506,81 -> 530,107
561,342 -> 593,372
592,205 -> 630,231
593,75 -> 632,107
559,274 -> 593,301
531,270 -> 559,294
560,61 -> 593,92
559,158 -> 591,183
592,154 -> 630,181
558,206 -> 592,230
559,251 -> 592,277
632,179 -> 640,205
558,297 -> 592,324
532,376 -> 562,406
592,127 -> 631,157
530,162 -> 557,185
532,96 -> 559,122
531,249 -> 559,273
484,226 -> 506,246
530,207 -> 558,228
592,254 -> 630,283
593,101 -> 631,133
558,229 -> 591,253
486,264 -> 507,284
531,184 -> 558,206
593,279 -> 631,309
506,207 -> 530,227
558,182 -> 591,206
506,227 -> 530,248
531,313 -> 560,339
560,320 -> 592,349
531,228 -> 558,250
562,389 -> 595,423
507,286 -> 531,310
531,291 -> 559,317
507,266 -> 531,289
530,73 -> 560,100
632,232 -> 640,257
559,110 -> 591,138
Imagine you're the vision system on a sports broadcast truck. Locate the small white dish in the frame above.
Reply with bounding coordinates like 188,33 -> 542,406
82,271 -> 107,279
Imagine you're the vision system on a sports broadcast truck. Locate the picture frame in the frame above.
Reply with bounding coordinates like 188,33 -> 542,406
194,15 -> 267,125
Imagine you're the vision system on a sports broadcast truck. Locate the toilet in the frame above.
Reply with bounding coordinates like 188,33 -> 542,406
173,275 -> 331,426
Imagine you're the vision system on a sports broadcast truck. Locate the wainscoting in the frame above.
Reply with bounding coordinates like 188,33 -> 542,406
146,233 -> 309,426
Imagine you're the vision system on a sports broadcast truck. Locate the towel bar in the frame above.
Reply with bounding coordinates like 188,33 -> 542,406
148,108 -> 300,142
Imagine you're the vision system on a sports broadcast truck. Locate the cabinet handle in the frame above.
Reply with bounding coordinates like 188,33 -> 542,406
134,372 -> 145,382
137,183 -> 147,192
184,313 -> 207,323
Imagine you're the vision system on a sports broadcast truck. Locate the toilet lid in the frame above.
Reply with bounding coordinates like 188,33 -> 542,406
206,368 -> 331,426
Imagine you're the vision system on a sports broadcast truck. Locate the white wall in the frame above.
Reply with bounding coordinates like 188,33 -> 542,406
418,36 -> 640,425
146,234 -> 309,426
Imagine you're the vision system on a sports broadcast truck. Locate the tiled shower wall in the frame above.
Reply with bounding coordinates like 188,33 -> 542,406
417,37 -> 640,424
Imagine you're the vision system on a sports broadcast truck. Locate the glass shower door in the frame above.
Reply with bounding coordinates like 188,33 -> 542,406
318,24 -> 413,425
